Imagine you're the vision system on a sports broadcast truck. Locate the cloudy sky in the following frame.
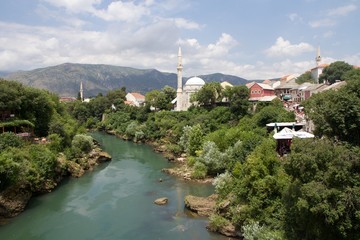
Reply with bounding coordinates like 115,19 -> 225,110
0,0 -> 359,79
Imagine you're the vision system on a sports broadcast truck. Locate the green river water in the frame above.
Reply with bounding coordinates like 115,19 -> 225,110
0,132 -> 230,240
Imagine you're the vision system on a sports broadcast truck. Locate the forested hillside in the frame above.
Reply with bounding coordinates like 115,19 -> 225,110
4,63 -> 248,97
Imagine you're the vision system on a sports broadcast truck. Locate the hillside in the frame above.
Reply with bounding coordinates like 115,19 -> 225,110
3,63 -> 248,97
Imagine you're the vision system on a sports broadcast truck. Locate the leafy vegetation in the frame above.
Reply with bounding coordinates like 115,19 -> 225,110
2,60 -> 359,239
319,61 -> 353,84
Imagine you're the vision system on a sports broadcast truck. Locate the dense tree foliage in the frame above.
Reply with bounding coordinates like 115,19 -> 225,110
284,138 -> 360,240
295,71 -> 313,84
319,61 -> 353,84
145,85 -> 176,111
304,78 -> 360,145
192,82 -> 222,107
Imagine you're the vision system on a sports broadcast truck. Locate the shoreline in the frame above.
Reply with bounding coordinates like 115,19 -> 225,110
0,145 -> 111,220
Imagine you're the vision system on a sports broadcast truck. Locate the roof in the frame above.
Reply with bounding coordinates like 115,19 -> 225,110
246,81 -> 256,88
128,92 -> 145,100
321,81 -> 347,91
185,76 -> 205,86
273,127 -> 314,140
249,95 -> 277,102
311,63 -> 329,71
256,83 -> 274,90
275,82 -> 299,89
248,82 -> 274,90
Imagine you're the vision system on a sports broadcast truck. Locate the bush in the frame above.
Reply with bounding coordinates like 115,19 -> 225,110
71,134 -> 94,154
242,222 -> 284,240
191,161 -> 207,179
0,132 -> 24,151
208,214 -> 230,232
213,171 -> 233,198
197,141 -> 225,175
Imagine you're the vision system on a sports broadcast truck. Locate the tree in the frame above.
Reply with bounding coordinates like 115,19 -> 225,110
179,124 -> 204,156
304,79 -> 360,145
0,132 -> 24,151
295,71 -> 313,84
319,61 -> 353,84
223,85 -> 250,118
145,86 -> 175,110
284,138 -> 360,240
193,82 -> 222,107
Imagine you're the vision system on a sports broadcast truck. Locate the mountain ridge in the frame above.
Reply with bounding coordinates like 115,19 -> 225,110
3,63 -> 249,97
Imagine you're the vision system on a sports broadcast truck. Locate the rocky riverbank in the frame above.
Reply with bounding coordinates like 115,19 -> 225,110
0,146 -> 111,219
105,130 -> 237,238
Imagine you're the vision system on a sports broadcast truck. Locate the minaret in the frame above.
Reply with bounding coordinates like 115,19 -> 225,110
315,46 -> 321,66
80,81 -> 84,102
176,46 -> 183,111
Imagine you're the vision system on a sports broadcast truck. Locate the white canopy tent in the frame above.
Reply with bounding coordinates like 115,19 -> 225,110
273,127 -> 314,140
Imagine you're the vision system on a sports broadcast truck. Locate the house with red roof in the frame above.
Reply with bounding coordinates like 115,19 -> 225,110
247,82 -> 277,102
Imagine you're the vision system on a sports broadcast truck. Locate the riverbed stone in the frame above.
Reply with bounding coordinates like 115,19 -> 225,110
184,194 -> 217,216
97,151 -> 112,163
0,185 -> 32,218
154,197 -> 168,205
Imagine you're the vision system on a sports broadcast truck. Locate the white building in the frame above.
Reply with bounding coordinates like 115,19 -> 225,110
125,92 -> 145,107
175,47 -> 205,111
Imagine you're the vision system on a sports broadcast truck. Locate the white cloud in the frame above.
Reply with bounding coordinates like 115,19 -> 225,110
288,13 -> 303,22
265,37 -> 314,57
42,0 -> 101,13
174,18 -> 201,29
93,1 -> 150,22
327,4 -> 357,16
309,18 -> 336,28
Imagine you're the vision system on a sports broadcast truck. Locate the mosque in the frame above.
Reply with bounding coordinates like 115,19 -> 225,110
175,47 -> 205,111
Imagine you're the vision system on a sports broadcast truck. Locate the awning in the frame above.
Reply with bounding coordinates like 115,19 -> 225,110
282,95 -> 291,100
273,127 -> 314,140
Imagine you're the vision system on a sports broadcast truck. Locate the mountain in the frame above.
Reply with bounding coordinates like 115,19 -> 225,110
3,63 -> 248,97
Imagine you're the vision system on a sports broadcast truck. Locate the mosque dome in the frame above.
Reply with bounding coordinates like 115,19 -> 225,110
185,76 -> 205,86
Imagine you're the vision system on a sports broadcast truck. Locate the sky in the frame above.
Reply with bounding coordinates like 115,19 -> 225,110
0,0 -> 359,80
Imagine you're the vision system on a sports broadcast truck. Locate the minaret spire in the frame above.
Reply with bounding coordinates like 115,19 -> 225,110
315,46 -> 321,66
80,81 -> 84,102
176,46 -> 183,111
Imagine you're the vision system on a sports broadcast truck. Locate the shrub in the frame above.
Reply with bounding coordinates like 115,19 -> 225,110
0,132 -> 24,151
213,171 -> 233,198
71,134 -> 94,154
242,222 -> 284,240
208,214 -> 230,232
191,161 -> 207,179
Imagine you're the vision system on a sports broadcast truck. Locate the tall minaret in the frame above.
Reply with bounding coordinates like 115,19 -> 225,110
80,81 -> 84,101
176,46 -> 183,111
315,46 -> 321,66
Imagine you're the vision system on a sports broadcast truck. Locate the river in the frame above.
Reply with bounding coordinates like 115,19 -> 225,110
0,132 -> 229,240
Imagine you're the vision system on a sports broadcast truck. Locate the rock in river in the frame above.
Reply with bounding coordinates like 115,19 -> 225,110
154,197 -> 168,205
184,194 -> 217,216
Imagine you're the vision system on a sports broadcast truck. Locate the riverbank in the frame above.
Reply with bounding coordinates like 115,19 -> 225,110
105,130 -> 238,238
0,145 -> 111,220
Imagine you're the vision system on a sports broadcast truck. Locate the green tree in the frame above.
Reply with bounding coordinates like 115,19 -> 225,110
304,79 -> 360,145
319,61 -> 353,84
284,138 -> 360,240
295,71 -> 313,84
223,85 -> 250,118
0,132 -> 24,151
193,82 -> 222,107
179,124 -> 204,156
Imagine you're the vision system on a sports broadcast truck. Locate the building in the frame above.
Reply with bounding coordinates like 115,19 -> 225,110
248,82 -> 277,102
125,92 -> 145,107
176,47 -> 205,111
